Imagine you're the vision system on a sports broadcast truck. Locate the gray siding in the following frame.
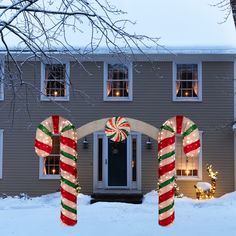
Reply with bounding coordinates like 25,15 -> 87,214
0,59 -> 234,198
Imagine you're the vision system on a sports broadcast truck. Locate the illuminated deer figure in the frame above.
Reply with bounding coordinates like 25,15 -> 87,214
194,165 -> 218,200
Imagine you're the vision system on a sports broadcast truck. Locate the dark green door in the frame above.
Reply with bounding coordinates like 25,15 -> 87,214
108,139 -> 127,186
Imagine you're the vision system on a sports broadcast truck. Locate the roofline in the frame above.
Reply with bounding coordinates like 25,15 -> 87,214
0,46 -> 236,55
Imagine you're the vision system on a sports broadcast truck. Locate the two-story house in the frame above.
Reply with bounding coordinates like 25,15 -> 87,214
0,0 -> 236,200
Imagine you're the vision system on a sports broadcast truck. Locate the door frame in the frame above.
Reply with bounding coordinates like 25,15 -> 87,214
93,131 -> 142,192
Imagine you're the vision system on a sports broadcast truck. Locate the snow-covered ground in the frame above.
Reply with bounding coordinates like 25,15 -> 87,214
0,191 -> 236,236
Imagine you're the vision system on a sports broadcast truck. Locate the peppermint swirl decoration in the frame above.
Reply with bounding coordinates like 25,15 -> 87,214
105,116 -> 130,142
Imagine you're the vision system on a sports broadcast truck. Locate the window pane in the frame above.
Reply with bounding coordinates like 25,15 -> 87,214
176,135 -> 198,177
176,64 -> 198,98
132,137 -> 137,181
44,135 -> 60,175
107,64 -> 129,97
98,138 -> 103,181
45,64 -> 66,97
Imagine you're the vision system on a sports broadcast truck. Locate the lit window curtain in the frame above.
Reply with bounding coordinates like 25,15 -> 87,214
43,158 -> 47,175
45,65 -> 50,95
193,70 -> 198,96
125,69 -> 129,93
107,66 -> 112,96
176,70 -> 181,95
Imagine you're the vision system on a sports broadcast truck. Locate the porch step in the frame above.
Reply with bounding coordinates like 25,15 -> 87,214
90,193 -> 143,204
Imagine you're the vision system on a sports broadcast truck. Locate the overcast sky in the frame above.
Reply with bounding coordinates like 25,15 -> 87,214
0,0 -> 236,50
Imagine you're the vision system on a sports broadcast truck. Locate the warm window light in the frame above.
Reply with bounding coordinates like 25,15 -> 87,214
115,91 -> 120,96
185,169 -> 190,176
52,169 -> 56,174
53,90 -> 58,96
184,91 -> 189,96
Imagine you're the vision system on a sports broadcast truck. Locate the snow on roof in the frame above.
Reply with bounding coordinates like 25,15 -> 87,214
0,0 -> 236,53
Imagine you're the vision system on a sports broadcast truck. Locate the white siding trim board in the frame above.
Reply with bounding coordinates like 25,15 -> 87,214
0,129 -> 3,179
234,59 -> 236,190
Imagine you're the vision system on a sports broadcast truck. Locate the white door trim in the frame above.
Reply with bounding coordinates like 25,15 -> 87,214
93,131 -> 142,191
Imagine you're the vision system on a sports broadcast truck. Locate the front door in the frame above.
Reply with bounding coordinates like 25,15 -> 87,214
93,132 -> 141,191
108,139 -> 127,187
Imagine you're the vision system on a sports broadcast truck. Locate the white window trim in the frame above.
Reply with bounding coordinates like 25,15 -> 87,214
40,62 -> 70,101
103,62 -> 133,101
177,131 -> 203,181
0,61 -> 4,101
172,62 -> 202,102
0,129 -> 3,179
39,156 -> 60,180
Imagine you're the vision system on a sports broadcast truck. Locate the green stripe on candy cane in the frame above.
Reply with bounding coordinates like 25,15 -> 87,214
37,124 -> 53,137
159,176 -> 175,189
61,176 -> 77,189
61,201 -> 77,214
182,124 -> 198,137
61,124 -> 76,133
160,125 -> 175,133
159,151 -> 175,162
159,201 -> 174,214
61,150 -> 77,162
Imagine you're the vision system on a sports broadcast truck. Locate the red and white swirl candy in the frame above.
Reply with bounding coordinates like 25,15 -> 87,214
105,116 -> 130,142
158,115 -> 200,226
35,115 -> 78,226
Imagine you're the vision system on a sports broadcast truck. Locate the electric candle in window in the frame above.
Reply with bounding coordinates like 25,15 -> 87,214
184,91 -> 189,97
53,91 -> 58,96
52,169 -> 56,174
115,91 -> 120,96
185,169 -> 190,176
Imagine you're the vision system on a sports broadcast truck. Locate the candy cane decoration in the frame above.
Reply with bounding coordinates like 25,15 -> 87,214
35,115 -> 78,226
158,115 -> 200,226
105,116 -> 130,142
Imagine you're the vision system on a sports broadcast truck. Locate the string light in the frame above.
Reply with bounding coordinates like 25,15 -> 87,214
194,164 -> 218,200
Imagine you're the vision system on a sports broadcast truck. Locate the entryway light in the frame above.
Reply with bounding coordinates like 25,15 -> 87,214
83,137 -> 89,149
146,137 -> 153,149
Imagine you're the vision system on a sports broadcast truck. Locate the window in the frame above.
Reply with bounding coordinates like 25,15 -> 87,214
39,135 -> 60,179
176,133 -> 202,180
173,63 -> 202,101
41,63 -> 70,101
98,137 -> 103,181
0,130 -> 3,179
132,136 -> 137,182
0,63 -> 4,101
104,62 -> 133,101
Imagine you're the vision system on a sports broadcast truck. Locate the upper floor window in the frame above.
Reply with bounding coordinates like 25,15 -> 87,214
0,64 -> 4,101
176,133 -> 202,180
173,63 -> 202,101
41,63 -> 70,101
0,130 -> 3,179
104,63 -> 133,101
39,135 -> 60,179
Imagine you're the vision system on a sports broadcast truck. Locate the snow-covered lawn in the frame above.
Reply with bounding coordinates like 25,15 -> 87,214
1,191 -> 236,236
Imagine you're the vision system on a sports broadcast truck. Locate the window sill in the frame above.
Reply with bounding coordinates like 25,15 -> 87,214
104,97 -> 133,102
177,176 -> 202,181
39,174 -> 60,180
40,96 -> 70,102
173,97 -> 202,102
